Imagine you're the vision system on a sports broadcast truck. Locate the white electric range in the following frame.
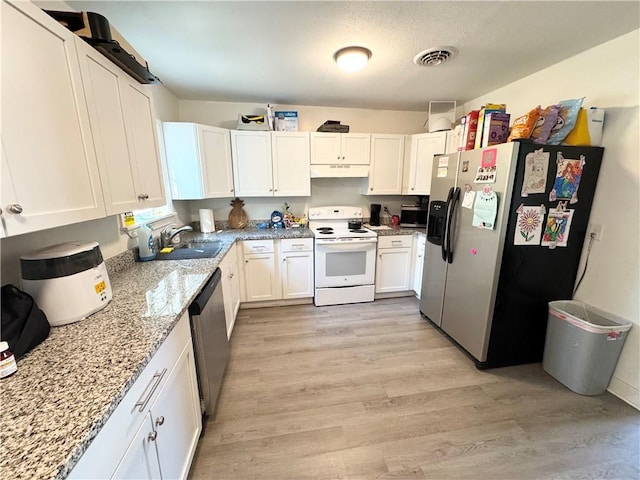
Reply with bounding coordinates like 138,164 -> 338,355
309,206 -> 378,306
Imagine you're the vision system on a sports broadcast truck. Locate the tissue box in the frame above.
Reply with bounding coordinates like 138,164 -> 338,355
275,111 -> 298,131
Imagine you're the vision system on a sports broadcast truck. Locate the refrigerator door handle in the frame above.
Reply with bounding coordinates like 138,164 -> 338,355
446,187 -> 461,264
442,187 -> 454,262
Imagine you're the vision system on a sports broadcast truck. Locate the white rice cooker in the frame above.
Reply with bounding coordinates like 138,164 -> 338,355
20,241 -> 113,326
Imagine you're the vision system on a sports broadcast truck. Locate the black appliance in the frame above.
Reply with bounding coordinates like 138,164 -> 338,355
370,204 -> 381,226
44,10 -> 160,84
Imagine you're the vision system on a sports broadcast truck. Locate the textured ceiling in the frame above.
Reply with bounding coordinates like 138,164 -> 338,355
63,1 -> 639,111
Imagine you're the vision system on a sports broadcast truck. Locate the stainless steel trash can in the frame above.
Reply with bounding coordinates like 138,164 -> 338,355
543,301 -> 632,396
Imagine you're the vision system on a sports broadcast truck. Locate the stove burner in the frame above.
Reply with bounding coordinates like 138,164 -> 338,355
349,229 -> 368,233
316,227 -> 333,231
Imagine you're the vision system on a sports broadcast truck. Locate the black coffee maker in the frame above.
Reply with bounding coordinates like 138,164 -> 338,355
370,204 -> 381,226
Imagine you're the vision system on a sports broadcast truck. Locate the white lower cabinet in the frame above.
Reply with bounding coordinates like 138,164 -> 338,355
241,238 -> 314,303
219,243 -> 241,338
280,239 -> 314,299
375,235 -> 413,293
412,234 -> 426,298
68,313 -> 201,480
242,240 -> 280,301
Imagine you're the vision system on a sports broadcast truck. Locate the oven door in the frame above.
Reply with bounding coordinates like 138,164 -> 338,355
315,238 -> 377,288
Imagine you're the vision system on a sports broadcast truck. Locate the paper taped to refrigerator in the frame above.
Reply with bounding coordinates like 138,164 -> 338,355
521,149 -> 549,197
472,188 -> 498,230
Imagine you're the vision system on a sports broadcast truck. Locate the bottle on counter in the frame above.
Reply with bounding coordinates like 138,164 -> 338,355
137,224 -> 156,261
0,342 -> 17,378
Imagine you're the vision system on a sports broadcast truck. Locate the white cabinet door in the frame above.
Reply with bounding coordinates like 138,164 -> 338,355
281,251 -> 314,299
271,132 -> 310,196
200,125 -> 234,198
164,123 -> 234,199
376,246 -> 412,294
220,243 -> 240,339
76,37 -> 164,215
310,133 -> 370,165
111,415 -> 161,480
342,133 -> 371,165
1,1 -> 105,236
403,131 -> 448,195
367,134 -> 405,194
413,235 -> 426,298
310,133 -> 341,164
231,131 -> 273,196
121,81 -> 165,207
151,343 -> 201,480
243,254 -> 279,301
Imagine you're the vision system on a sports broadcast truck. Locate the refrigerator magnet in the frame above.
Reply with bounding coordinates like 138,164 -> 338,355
514,204 -> 545,245
521,149 -> 550,197
481,148 -> 498,168
462,160 -> 470,173
549,153 -> 585,204
474,165 -> 496,184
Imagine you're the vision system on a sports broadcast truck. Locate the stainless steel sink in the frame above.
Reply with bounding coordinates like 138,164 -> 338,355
155,241 -> 223,260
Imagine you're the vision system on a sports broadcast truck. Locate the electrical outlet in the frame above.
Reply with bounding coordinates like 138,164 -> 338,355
588,223 -> 604,241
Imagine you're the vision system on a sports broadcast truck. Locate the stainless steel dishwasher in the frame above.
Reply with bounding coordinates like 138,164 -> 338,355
188,268 -> 229,418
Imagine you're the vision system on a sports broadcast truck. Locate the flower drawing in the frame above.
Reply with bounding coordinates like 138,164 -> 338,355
518,208 -> 541,242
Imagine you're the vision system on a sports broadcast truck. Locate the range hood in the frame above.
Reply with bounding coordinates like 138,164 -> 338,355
310,164 -> 370,178
45,10 -> 160,84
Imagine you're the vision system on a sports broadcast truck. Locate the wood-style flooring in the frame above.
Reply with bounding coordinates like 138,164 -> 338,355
189,297 -> 639,479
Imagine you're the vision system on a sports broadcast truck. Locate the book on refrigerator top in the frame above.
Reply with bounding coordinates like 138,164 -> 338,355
481,112 -> 511,147
474,104 -> 507,149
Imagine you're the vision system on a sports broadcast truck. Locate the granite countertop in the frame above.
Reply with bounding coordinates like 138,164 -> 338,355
364,225 -> 426,236
0,227 -> 312,480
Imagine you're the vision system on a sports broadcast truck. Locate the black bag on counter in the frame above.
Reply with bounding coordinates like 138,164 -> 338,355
1,284 -> 50,360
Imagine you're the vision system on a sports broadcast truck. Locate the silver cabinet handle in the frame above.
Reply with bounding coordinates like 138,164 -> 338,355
230,189 -> 234,192
411,187 -> 415,190
135,368 -> 167,412
269,188 -> 273,192
7,204 -> 22,214
283,258 -> 286,263
370,188 -> 373,191
155,416 -> 165,427
0,207 -> 3,215
336,156 -> 340,160
137,194 -> 145,201
148,431 -> 158,442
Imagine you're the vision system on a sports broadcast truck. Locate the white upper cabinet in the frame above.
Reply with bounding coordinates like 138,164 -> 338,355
1,1 -> 106,236
231,131 -> 273,196
366,134 -> 405,195
402,131 -> 448,195
271,132 -> 310,196
310,133 -> 370,165
231,131 -> 310,197
163,123 -> 234,199
76,38 -> 165,214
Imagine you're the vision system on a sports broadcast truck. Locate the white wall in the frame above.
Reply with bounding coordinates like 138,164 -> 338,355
464,30 -> 639,409
0,84 -> 180,286
178,100 -> 428,222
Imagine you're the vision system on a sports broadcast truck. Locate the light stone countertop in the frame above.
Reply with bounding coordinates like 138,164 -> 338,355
0,228 -> 313,480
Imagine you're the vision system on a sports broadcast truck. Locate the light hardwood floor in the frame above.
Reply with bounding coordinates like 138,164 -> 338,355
189,297 -> 639,479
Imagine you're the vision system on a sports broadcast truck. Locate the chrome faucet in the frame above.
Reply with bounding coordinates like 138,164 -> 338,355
160,224 -> 193,249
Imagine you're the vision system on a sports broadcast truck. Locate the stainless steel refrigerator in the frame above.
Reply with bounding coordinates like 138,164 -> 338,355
420,141 -> 603,369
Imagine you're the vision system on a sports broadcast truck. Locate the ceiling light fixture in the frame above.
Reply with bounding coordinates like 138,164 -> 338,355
334,46 -> 372,72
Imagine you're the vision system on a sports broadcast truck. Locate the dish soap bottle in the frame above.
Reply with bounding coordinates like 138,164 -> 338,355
137,224 -> 156,261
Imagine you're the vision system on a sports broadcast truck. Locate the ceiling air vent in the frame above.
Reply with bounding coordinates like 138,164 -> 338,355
413,47 -> 458,67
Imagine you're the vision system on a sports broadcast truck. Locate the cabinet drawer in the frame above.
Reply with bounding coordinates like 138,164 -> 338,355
69,313 -> 191,479
242,239 -> 274,254
280,238 -> 313,252
378,235 -> 413,249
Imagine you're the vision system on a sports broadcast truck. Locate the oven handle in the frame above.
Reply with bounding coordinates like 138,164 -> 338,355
315,242 -> 378,251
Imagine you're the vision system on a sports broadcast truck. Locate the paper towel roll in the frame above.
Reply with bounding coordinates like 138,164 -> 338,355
199,209 -> 215,233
